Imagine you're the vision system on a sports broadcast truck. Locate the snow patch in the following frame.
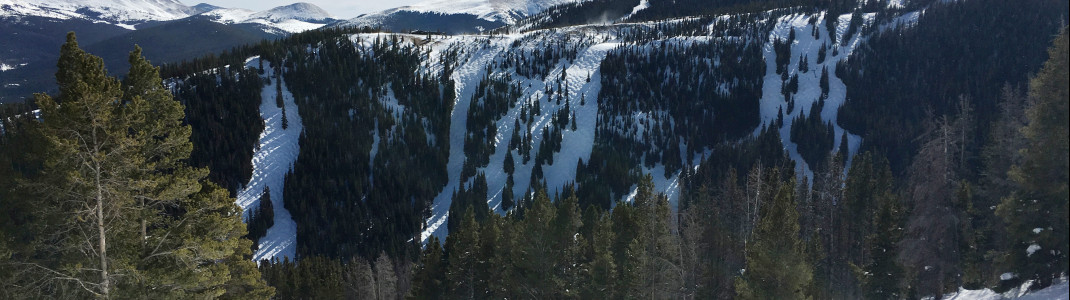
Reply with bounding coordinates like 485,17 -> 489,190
1027,244 -> 1041,256
940,280 -> 1069,300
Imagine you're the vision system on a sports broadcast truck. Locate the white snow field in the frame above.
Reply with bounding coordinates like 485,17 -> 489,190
941,280 -> 1069,300
235,57 -> 302,261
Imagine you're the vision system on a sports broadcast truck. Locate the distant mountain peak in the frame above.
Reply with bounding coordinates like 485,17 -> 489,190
252,2 -> 333,22
190,3 -> 223,15
0,0 -> 194,24
385,0 -> 585,24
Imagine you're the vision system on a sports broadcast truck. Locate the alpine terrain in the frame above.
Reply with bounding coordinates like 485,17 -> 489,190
1,0 -> 1068,299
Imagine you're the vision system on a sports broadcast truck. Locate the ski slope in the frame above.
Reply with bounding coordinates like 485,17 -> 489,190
348,7 -> 928,243
235,57 -> 301,261
418,27 -> 699,242
756,12 -> 869,180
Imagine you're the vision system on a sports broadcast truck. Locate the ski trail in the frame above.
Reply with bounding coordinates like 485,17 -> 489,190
235,57 -> 301,261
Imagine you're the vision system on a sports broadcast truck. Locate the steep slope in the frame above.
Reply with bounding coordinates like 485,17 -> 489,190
236,58 -> 302,261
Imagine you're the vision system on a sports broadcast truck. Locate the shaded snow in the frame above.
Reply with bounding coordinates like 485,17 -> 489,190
235,57 -> 301,261
941,280 -> 1069,300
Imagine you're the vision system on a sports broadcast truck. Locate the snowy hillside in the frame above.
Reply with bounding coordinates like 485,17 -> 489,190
0,0 -> 192,27
199,3 -> 335,34
250,2 -> 332,22
399,6 -> 928,242
344,0 -> 587,34
942,280 -> 1069,300
398,0 -> 588,24
235,58 -> 302,261
0,0 -> 333,33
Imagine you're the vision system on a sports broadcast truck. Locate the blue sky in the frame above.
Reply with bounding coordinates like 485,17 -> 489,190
183,0 -> 423,19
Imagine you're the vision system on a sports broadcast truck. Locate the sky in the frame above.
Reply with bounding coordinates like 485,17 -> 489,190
183,0 -> 424,19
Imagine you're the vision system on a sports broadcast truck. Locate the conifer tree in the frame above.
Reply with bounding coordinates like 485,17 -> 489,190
551,193 -> 583,297
11,33 -> 271,298
853,183 -> 904,300
446,208 -> 480,299
736,174 -> 813,300
997,28 -> 1069,290
28,32 -> 145,297
517,189 -> 556,296
580,210 -> 617,299
409,237 -> 446,299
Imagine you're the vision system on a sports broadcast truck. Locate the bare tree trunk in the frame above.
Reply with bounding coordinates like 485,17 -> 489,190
97,170 -> 110,298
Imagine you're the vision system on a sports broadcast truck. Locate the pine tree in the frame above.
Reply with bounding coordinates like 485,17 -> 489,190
446,208 -> 480,299
580,210 -> 617,299
11,33 -> 271,298
409,237 -> 446,299
853,184 -> 904,300
517,189 -> 556,296
997,28 -> 1069,290
736,174 -> 813,300
551,193 -> 583,297
625,175 -> 682,298
27,32 -> 137,298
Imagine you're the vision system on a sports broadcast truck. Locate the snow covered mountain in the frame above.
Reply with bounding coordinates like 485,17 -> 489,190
394,0 -> 587,24
198,2 -> 336,34
0,1 -> 335,102
0,0 -> 194,28
342,0 -> 585,34
196,1 -> 335,34
0,0 -> 336,32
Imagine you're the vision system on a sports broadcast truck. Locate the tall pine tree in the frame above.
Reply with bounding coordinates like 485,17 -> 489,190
8,33 -> 271,298
736,172 -> 813,300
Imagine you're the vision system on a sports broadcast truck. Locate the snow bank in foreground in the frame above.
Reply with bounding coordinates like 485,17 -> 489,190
940,280 -> 1069,300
